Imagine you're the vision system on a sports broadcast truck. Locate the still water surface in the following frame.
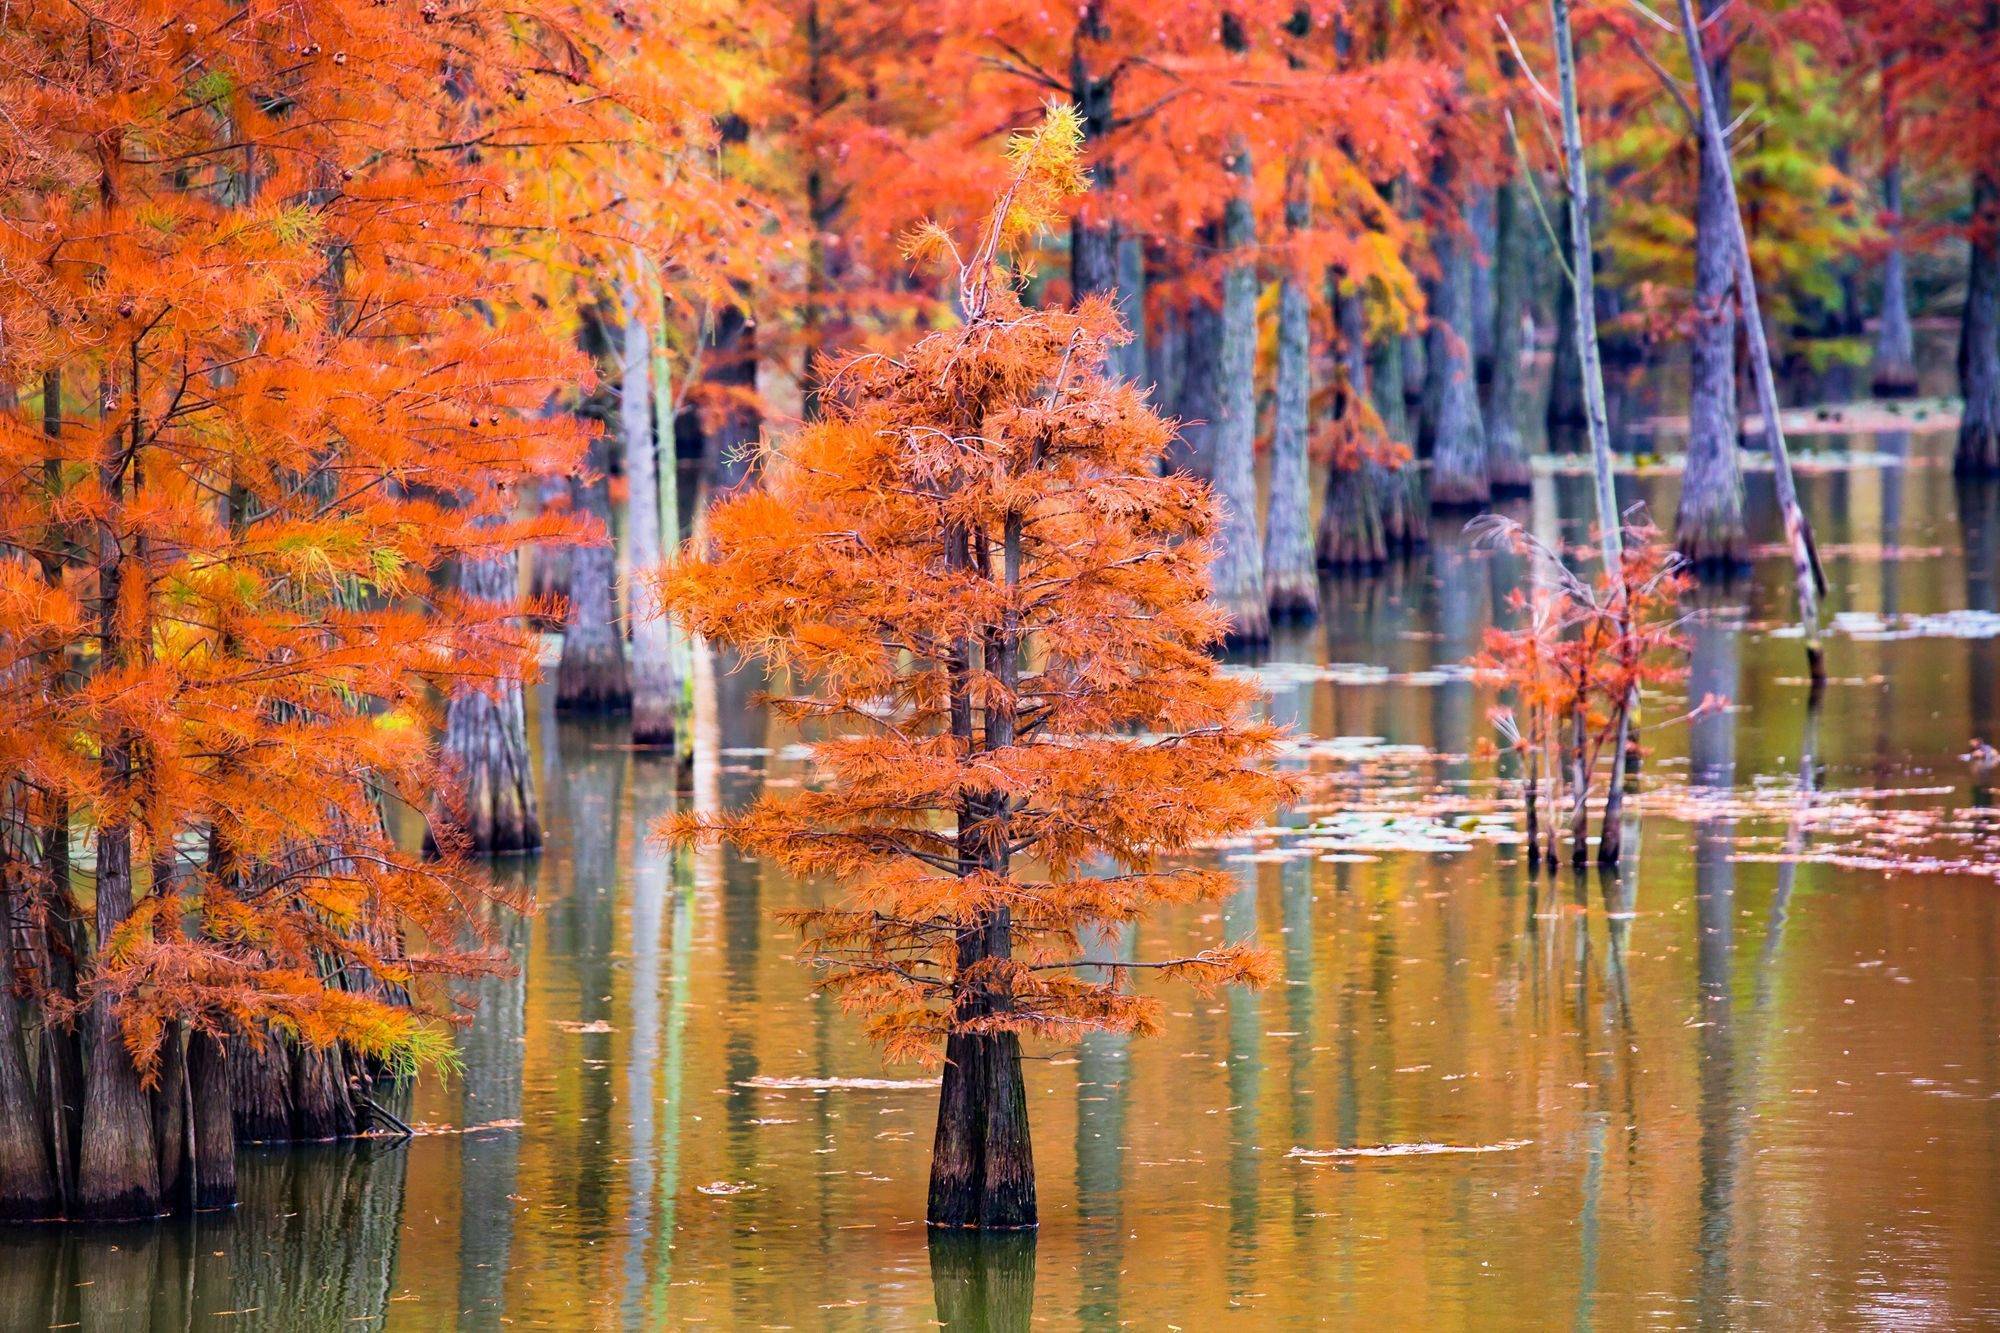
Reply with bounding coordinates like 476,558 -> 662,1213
11,426 -> 2000,1330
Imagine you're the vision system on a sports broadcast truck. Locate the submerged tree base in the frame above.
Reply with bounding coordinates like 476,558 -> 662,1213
927,1032 -> 1037,1231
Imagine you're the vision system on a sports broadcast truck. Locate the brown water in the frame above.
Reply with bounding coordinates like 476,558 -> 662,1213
9,429 -> 2000,1330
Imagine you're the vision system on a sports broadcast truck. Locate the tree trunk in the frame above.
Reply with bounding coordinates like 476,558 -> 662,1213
621,274 -> 680,748
1484,172 -> 1532,494
189,1033 -> 236,1211
1266,192 -> 1317,619
290,1041 -> 358,1141
1167,259 -> 1222,479
1148,268 -> 1185,415
151,1024 -> 187,1209
1113,235 -> 1147,384
1547,194 -> 1588,445
77,399 -> 162,1222
556,428 -> 633,712
230,1028 -> 294,1143
0,862 -> 57,1220
77,823 -> 162,1220
1678,15 -> 1747,569
1959,171 -> 2000,475
1427,186 -> 1491,509
434,547 -> 541,854
1212,149 -> 1269,645
1319,286 -> 1389,568
697,303 -> 761,494
1872,158 -> 1918,397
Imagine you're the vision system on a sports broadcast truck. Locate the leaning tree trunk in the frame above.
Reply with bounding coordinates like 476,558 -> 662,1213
1959,171 -> 2000,476
1427,187 -> 1491,509
1319,285 -> 1389,568
1484,171 -> 1533,494
1266,190 -> 1317,619
1872,156 -> 1918,397
1212,148 -> 1269,645
556,427 -> 633,713
620,273 -> 679,748
1677,13 -> 1747,569
433,542 -> 541,853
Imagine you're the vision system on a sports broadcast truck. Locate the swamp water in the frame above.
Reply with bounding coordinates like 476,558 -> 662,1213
10,430 -> 2000,1330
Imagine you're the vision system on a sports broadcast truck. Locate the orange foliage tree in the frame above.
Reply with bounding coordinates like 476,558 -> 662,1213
0,0 -> 667,1221
658,108 -> 1294,1229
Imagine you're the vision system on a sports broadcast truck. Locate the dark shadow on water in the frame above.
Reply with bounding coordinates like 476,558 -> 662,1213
928,1229 -> 1038,1332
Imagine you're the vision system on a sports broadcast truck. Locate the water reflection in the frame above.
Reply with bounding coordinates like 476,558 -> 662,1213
929,1230 -> 1038,1332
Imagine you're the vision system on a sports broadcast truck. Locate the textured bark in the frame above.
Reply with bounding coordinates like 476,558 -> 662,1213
1484,173 -> 1532,494
151,1025 -> 187,1208
1168,273 -> 1222,479
77,826 -> 163,1220
229,1028 -> 294,1143
1212,152 -> 1269,645
434,546 -> 541,854
1678,18 -> 1747,568
1265,194 -> 1317,619
0,865 -> 57,1220
77,425 -> 162,1220
556,430 -> 633,712
1872,159 -> 1919,397
290,1041 -> 358,1141
189,1033 -> 236,1210
620,277 -> 679,748
1427,188 -> 1492,509
1959,172 -> 2000,475
1319,287 -> 1388,568
929,1028 -> 1036,1229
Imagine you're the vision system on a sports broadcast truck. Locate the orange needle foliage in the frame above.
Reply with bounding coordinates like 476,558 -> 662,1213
658,108 -> 1297,1066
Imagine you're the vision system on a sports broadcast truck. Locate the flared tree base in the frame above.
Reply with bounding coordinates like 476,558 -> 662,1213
928,1032 -> 1036,1230
1870,360 -> 1920,399
1958,417 -> 2000,476
1265,568 -> 1319,624
555,647 -> 633,714
1318,466 -> 1387,570
1216,590 -> 1271,649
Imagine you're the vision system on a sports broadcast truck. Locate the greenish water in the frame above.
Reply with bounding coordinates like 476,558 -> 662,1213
11,428 -> 2000,1329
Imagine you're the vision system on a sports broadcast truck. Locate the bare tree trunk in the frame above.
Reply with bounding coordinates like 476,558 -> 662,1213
76,376 -> 162,1222
1485,171 -> 1533,494
0,849 -> 57,1219
556,426 -> 633,713
621,273 -> 679,748
1959,171 -> 2000,475
1872,157 -> 1919,397
434,543 -> 541,854
1427,179 -> 1491,509
1319,287 -> 1389,568
1148,267 -> 1185,415
188,1033 -> 235,1210
1212,148 -> 1269,645
1672,0 -> 1827,678
1113,235 -> 1147,384
1266,190 -> 1318,619
1167,261 -> 1221,480
1678,9 -> 1747,570
1547,199 -> 1588,445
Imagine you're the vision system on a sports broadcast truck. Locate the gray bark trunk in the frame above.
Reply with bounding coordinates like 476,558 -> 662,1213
1959,172 -> 2000,475
1678,20 -> 1747,568
1547,197 -> 1588,443
1427,188 -> 1491,509
1266,194 -> 1317,619
1485,172 -> 1532,493
1169,266 -> 1222,480
1872,159 -> 1918,396
1212,150 -> 1269,645
556,426 -> 633,712
435,544 -> 541,853
621,276 -> 680,747
1148,277 -> 1185,417
1319,285 -> 1388,568
1113,234 -> 1147,383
